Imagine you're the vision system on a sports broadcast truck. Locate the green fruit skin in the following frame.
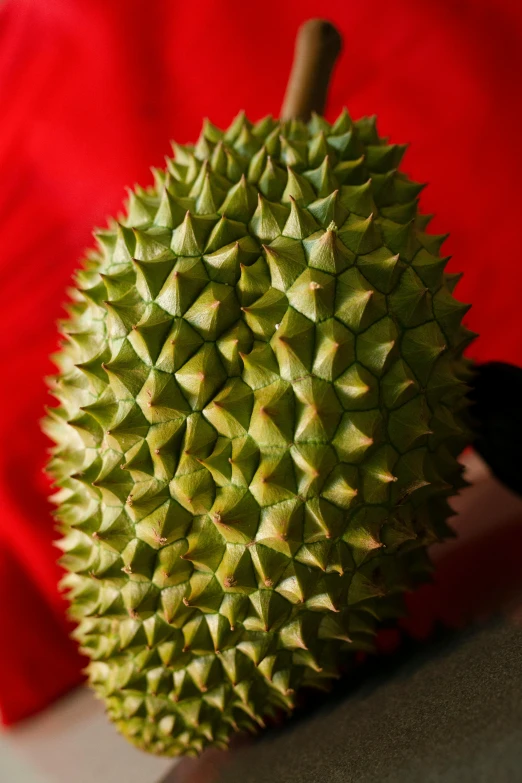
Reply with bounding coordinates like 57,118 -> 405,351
45,109 -> 474,757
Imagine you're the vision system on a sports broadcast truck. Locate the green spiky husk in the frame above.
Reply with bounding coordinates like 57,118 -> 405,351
45,110 -> 474,757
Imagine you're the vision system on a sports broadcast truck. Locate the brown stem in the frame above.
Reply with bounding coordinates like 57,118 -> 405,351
281,19 -> 343,122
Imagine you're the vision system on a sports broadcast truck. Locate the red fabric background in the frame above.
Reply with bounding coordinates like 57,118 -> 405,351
1,0 -> 521,725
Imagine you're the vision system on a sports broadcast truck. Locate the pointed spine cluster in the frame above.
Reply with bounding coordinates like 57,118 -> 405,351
45,108 -> 473,757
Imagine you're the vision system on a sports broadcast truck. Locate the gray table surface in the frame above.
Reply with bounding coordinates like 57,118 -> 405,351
166,616 -> 522,783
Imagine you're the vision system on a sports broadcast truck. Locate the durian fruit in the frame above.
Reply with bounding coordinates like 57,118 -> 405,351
44,108 -> 474,757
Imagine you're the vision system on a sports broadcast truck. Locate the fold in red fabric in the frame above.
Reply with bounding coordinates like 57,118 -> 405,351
1,0 -> 521,725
